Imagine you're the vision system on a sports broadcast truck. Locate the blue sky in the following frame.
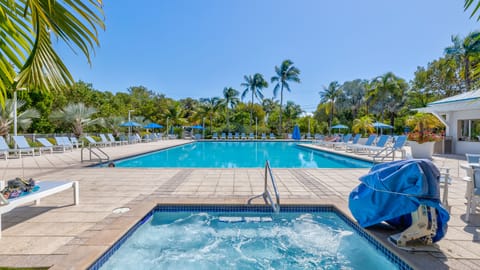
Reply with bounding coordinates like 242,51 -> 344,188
58,0 -> 478,112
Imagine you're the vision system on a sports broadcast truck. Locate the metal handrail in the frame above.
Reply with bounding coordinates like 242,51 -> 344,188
247,160 -> 280,212
81,144 -> 110,163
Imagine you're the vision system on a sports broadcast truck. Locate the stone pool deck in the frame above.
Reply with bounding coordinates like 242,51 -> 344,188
0,140 -> 478,269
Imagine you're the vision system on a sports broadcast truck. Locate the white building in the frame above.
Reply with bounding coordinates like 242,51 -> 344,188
417,89 -> 480,155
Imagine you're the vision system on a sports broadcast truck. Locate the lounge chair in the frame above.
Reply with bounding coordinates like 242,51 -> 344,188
227,132 -> 233,140
346,134 -> 377,152
371,135 -> 407,161
108,134 -> 127,146
0,180 -> 79,237
334,134 -> 360,150
359,135 -> 389,155
324,134 -> 352,149
69,137 -> 82,148
240,133 -> 247,140
269,133 -> 276,139
306,133 -> 313,140
249,133 -> 255,140
12,136 -> 43,156
234,132 -> 240,140
0,136 -> 22,159
85,136 -> 107,147
212,132 -> 218,140
261,133 -> 266,140
99,134 -> 113,147
220,133 -> 226,140
37,138 -> 71,153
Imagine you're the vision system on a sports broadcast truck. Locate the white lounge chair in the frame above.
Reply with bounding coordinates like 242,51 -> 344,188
240,133 -> 247,140
261,133 -> 266,140
99,134 -> 113,147
346,134 -> 377,152
69,137 -> 82,148
360,135 -> 389,155
220,133 -> 226,140
108,134 -> 127,145
0,180 -> 79,237
85,136 -> 106,147
234,132 -> 240,140
12,136 -> 42,156
269,133 -> 276,139
212,132 -> 218,140
37,138 -> 70,153
324,134 -> 352,149
0,136 -> 22,159
372,135 -> 407,161
249,133 -> 255,140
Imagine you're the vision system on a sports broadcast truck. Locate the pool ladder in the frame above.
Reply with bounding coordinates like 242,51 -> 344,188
247,160 -> 280,212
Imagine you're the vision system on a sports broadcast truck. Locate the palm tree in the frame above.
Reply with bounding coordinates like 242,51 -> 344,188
221,87 -> 239,131
261,97 -> 278,126
0,99 -> 40,136
352,116 -> 375,136
283,101 -> 303,132
465,0 -> 480,20
0,0 -> 105,106
369,72 -> 408,128
199,97 -> 221,132
101,116 -> 125,137
241,73 -> 268,126
50,103 -> 98,138
271,60 -> 301,134
445,31 -> 480,91
319,81 -> 342,133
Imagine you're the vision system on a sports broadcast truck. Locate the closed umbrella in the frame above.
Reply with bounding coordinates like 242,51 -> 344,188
292,125 -> 301,140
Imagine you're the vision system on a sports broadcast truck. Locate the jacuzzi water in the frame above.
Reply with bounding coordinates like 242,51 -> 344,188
96,207 -> 403,270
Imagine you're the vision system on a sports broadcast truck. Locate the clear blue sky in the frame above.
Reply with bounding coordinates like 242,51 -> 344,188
58,0 -> 478,112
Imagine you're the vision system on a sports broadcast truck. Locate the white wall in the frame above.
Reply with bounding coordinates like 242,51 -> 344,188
448,109 -> 480,155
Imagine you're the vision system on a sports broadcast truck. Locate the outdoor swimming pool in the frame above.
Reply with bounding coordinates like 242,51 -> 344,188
90,205 -> 410,270
113,141 -> 372,168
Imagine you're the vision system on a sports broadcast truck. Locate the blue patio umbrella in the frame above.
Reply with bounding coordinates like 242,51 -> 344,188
191,125 -> 204,129
331,124 -> 348,134
120,121 -> 141,127
372,122 -> 393,135
372,122 -> 393,129
292,125 -> 301,140
144,123 -> 164,129
331,124 -> 348,129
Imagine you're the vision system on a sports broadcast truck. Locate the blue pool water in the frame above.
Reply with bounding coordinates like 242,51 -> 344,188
92,205 -> 408,270
113,142 -> 372,168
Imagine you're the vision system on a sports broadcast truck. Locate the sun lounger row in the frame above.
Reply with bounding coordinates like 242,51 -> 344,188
212,132 -> 276,140
315,134 -> 407,161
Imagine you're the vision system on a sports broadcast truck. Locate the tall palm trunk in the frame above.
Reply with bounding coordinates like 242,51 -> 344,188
465,56 -> 471,92
329,101 -> 334,134
278,84 -> 284,134
250,91 -> 254,127
226,107 -> 230,132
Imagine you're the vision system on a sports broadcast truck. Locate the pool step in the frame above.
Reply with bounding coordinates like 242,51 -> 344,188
218,216 -> 273,223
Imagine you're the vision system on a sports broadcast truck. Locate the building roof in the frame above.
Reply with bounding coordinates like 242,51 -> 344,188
416,89 -> 480,113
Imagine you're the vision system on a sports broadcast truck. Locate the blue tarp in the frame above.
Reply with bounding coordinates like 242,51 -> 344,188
349,159 -> 450,242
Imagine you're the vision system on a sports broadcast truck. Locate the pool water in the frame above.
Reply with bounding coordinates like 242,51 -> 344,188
94,206 -> 407,270
113,141 -> 372,168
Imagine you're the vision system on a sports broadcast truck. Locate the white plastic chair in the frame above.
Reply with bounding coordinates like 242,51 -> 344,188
466,167 -> 480,222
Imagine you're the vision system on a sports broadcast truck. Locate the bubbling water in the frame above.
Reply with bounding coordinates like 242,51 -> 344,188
100,212 -> 397,270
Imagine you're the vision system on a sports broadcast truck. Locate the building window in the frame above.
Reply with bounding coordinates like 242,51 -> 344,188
458,119 -> 480,141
